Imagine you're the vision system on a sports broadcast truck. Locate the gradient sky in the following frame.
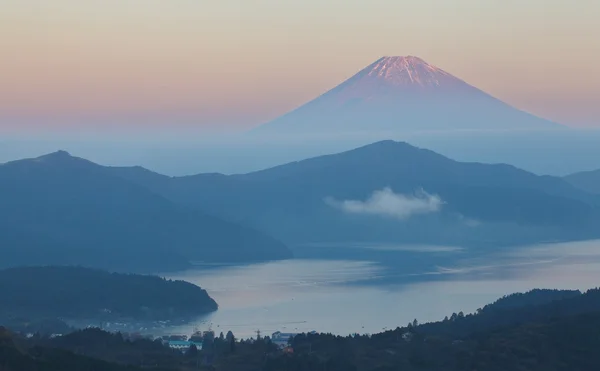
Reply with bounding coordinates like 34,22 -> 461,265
1,0 -> 599,134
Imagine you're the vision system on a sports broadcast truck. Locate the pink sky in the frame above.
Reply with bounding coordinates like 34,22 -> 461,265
1,0 -> 599,132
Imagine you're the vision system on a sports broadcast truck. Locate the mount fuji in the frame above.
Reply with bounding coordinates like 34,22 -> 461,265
253,56 -> 562,136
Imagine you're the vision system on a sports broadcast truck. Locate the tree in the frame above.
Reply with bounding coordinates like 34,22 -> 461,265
202,331 -> 215,351
227,332 -> 236,353
288,335 -> 297,345
412,319 -> 419,328
186,344 -> 199,358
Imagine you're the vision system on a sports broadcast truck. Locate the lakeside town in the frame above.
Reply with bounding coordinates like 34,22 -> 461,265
29,326 -> 310,354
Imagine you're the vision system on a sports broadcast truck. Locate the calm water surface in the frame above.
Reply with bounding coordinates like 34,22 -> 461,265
164,240 -> 600,338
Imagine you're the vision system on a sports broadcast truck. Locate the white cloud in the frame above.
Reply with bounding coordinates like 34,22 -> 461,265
325,187 -> 444,220
455,213 -> 482,228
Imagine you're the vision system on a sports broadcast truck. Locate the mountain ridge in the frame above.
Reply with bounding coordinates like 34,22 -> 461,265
565,169 -> 600,195
0,152 -> 292,272
103,140 -> 600,248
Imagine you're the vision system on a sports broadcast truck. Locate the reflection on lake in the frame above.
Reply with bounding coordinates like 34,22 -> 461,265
163,239 -> 600,339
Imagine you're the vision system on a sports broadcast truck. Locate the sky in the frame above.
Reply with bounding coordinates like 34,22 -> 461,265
1,0 -> 599,135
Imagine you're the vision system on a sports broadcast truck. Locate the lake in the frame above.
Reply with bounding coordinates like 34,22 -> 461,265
163,239 -> 600,339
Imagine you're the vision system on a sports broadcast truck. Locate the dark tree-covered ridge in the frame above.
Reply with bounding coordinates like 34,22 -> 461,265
480,288 -> 582,312
0,266 -> 217,320
0,326 -> 147,371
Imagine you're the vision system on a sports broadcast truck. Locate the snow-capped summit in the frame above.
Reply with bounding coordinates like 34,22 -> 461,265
331,56 -> 465,101
360,56 -> 454,87
253,56 -> 562,136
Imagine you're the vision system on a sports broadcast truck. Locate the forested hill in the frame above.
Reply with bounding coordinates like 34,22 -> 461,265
0,266 -> 217,321
479,288 -> 582,312
281,288 -> 600,371
0,326 -> 149,371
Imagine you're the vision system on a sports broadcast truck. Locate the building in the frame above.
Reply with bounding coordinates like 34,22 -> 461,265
271,331 -> 297,347
167,340 -> 203,351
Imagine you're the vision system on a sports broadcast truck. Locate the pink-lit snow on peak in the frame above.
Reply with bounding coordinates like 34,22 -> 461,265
363,56 -> 455,87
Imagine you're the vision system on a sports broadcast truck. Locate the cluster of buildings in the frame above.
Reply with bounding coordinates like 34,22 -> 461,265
271,331 -> 298,348
164,339 -> 204,351
159,332 -> 209,351
32,326 -> 319,354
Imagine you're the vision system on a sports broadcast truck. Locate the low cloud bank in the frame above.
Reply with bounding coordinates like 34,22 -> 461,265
325,187 -> 443,220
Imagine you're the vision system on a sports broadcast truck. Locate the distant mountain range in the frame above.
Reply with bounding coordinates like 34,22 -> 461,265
105,140 -> 600,249
0,151 -> 291,272
2,57 -> 596,180
253,56 -> 563,137
4,141 -> 598,272
565,169 -> 600,195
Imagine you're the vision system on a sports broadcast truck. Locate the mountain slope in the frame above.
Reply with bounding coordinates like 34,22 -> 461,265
253,56 -> 561,136
107,141 -> 600,248
0,152 -> 291,272
565,169 -> 600,194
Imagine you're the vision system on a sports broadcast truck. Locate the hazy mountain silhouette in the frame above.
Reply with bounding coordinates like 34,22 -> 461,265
106,141 -> 600,248
565,169 -> 600,195
253,56 -> 562,137
0,152 -> 291,272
